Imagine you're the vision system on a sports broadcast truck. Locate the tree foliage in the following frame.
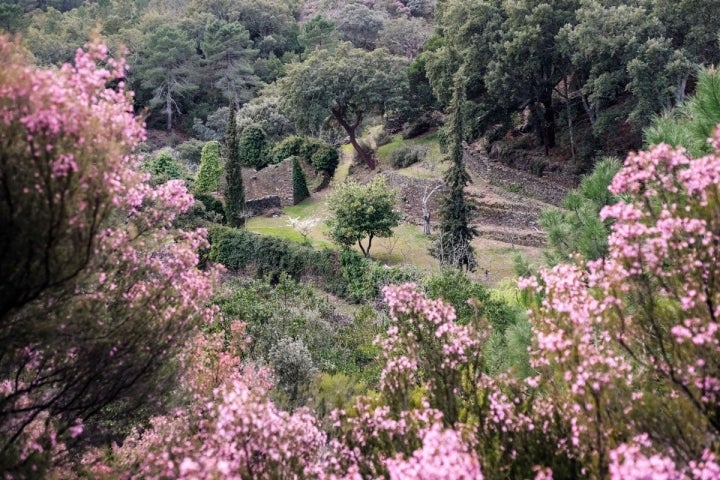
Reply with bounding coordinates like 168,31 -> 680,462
200,19 -> 259,108
195,141 -> 223,193
327,176 -> 400,258
540,157 -> 621,264
433,75 -> 477,271
427,0 -> 715,158
238,123 -> 269,169
335,3 -> 386,50
377,15 -> 431,59
299,15 -> 338,52
144,150 -> 186,184
291,156 -> 310,204
135,23 -> 199,131
270,136 -> 339,175
224,102 -> 245,227
280,43 -> 407,169
645,67 -> 720,158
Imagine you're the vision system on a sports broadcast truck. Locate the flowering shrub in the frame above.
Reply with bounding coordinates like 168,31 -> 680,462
521,130 -> 720,476
0,36 -> 218,474
5,25 -> 720,480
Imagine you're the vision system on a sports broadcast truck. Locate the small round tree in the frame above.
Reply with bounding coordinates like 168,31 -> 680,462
327,176 -> 400,258
145,150 -> 185,184
195,140 -> 223,193
310,142 -> 339,176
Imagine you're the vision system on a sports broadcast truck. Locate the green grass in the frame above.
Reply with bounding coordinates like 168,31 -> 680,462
246,131 -> 545,287
366,224 -> 440,269
376,133 -> 445,176
284,197 -> 324,219
246,217 -> 305,242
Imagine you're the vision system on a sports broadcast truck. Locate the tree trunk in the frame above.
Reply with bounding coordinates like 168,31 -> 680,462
580,94 -> 597,128
358,234 -> 373,258
333,110 -> 376,170
541,91 -> 556,152
563,77 -> 576,160
166,89 -> 172,132
347,127 -> 376,170
422,184 -> 441,235
676,74 -> 688,104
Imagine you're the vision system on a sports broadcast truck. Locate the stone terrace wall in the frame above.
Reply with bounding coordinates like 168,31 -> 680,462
465,145 -> 570,207
245,195 -> 282,216
242,157 -> 319,208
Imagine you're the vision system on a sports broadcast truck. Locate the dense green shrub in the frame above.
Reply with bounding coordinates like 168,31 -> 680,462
175,139 -> 205,167
270,136 -> 339,176
423,268 -> 516,332
339,249 -> 421,303
401,119 -> 432,139
195,141 -> 223,193
144,150 -> 186,184
375,129 -> 394,147
270,135 -> 306,164
193,193 -> 225,222
213,276 -> 384,392
269,338 -> 317,406
390,145 -> 426,168
208,227 -> 420,303
309,142 -> 339,175
292,157 -> 310,204
208,227 -> 346,294
238,123 -> 270,169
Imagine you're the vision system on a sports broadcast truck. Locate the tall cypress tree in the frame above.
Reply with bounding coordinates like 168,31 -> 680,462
224,102 -> 245,227
433,73 -> 478,271
292,156 -> 310,204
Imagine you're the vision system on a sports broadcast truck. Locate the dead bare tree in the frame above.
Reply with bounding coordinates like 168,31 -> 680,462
422,184 -> 443,235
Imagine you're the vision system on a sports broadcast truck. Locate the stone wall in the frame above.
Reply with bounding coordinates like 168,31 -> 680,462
245,195 -> 282,216
466,144 -> 571,206
242,157 -> 320,210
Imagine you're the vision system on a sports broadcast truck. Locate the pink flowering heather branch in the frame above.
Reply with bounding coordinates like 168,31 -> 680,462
521,130 -> 720,475
380,283 -> 486,426
0,36 -> 219,473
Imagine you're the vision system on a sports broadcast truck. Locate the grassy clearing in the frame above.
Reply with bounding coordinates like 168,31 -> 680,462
245,217 -> 306,243
362,223 -> 440,269
470,240 -> 544,287
246,134 -> 545,287
284,196 -> 325,219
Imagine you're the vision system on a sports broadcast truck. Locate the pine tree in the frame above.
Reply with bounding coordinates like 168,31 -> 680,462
433,73 -> 478,271
292,156 -> 310,204
224,102 -> 245,227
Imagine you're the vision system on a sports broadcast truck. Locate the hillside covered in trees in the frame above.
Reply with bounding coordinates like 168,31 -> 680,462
3,0 -> 720,478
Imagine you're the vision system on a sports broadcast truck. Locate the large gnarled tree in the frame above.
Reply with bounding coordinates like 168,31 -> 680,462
280,42 -> 407,170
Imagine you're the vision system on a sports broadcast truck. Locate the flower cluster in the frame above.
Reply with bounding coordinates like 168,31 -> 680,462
385,424 -> 483,480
